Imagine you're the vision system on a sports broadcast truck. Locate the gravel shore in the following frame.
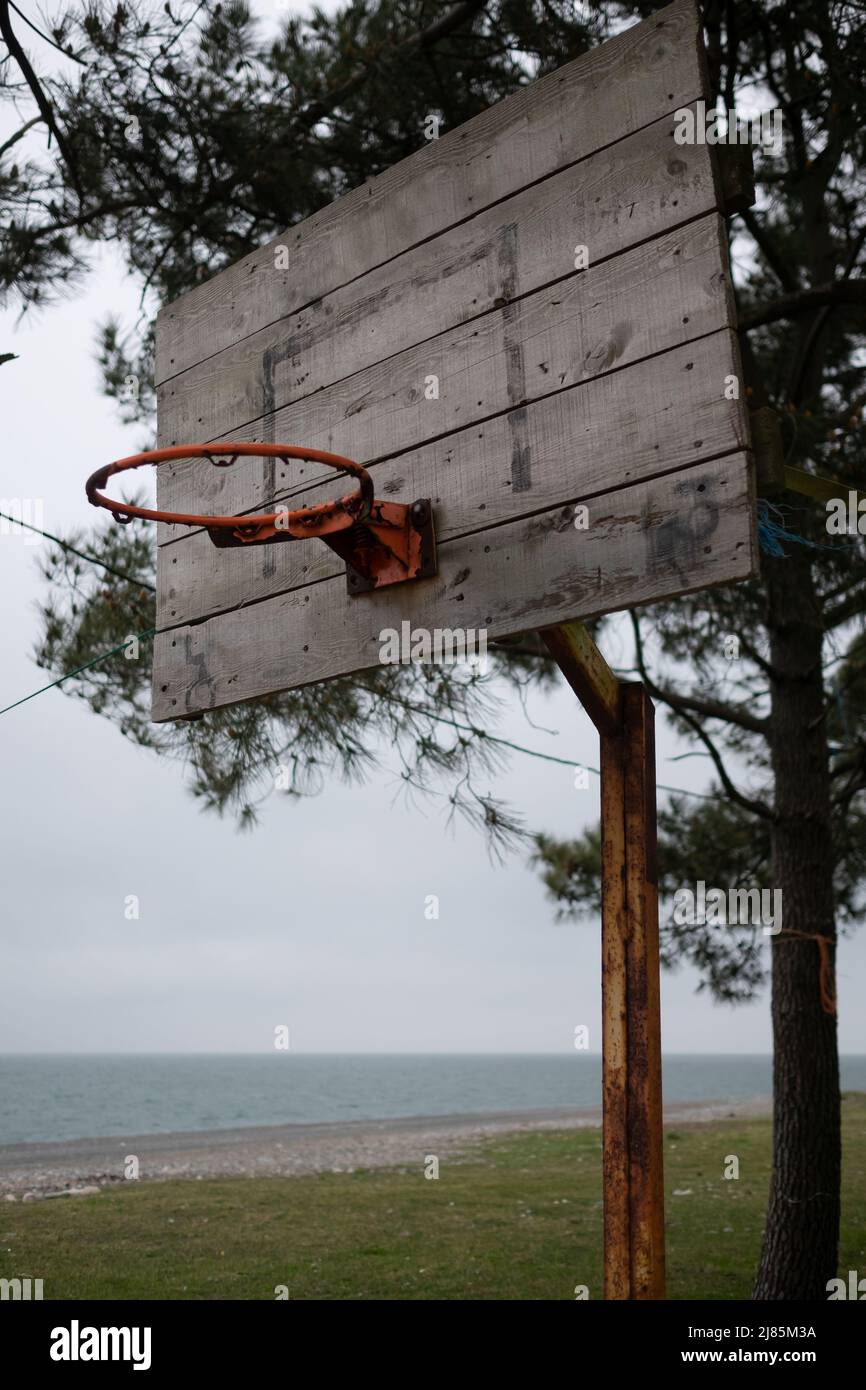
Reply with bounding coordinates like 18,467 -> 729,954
0,1096 -> 771,1201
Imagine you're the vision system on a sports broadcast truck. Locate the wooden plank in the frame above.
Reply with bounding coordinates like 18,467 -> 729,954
156,332 -> 747,630
155,0 -> 705,383
156,213 -> 736,538
542,622 -> 622,737
782,465 -> 859,507
151,452 -> 757,720
715,144 -> 756,216
156,113 -> 722,490
751,407 -> 784,494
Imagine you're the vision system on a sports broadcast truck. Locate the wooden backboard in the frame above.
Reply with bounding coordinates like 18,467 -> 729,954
151,0 -> 756,721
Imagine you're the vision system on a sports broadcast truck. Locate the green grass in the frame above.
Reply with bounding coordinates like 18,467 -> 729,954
3,1094 -> 865,1300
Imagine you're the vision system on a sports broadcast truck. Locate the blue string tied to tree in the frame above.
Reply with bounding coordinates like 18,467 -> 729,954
756,499 -> 840,558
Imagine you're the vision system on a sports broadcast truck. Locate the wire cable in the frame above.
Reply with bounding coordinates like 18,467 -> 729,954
0,510 -> 156,591
0,627 -> 156,717
1,518 -> 722,799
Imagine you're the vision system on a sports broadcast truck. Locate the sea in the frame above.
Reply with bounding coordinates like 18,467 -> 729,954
2,1053 -> 865,1146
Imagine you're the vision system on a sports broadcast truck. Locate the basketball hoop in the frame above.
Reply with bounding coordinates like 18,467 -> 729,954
86,443 -> 436,593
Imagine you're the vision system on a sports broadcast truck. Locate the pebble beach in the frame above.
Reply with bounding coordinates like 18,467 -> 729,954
0,1096 -> 771,1202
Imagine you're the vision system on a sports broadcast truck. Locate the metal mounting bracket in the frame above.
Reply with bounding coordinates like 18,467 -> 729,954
207,497 -> 437,595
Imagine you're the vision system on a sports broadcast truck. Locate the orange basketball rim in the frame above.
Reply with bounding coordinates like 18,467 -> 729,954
85,442 -> 437,594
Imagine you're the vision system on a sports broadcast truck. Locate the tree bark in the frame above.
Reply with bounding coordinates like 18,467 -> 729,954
754,550 -> 840,1298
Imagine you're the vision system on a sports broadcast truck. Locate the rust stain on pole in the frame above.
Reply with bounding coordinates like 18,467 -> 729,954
600,726 -> 631,1299
542,622 -> 622,737
545,626 -> 665,1300
622,684 -> 666,1299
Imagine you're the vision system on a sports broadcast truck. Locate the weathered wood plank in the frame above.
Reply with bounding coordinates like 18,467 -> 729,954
156,212 -> 735,537
156,112 -> 721,485
151,452 -> 756,720
715,144 -> 756,216
155,0 -> 704,383
751,406 -> 784,494
156,332 -> 747,630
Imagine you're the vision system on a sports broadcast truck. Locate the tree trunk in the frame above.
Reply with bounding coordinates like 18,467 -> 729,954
754,550 -> 840,1299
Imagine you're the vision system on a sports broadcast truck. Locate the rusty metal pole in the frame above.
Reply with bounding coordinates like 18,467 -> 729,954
543,625 -> 665,1300
621,683 -> 665,1298
599,722 -> 631,1299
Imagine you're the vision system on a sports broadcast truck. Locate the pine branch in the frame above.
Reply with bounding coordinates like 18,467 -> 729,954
738,279 -> 866,332
295,0 -> 488,131
738,207 -> 799,293
673,705 -> 776,822
0,0 -> 83,199
825,589 -> 866,631
630,612 -> 770,736
0,113 -> 40,159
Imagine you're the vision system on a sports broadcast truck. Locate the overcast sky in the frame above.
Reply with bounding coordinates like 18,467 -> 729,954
2,0 -> 863,1056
